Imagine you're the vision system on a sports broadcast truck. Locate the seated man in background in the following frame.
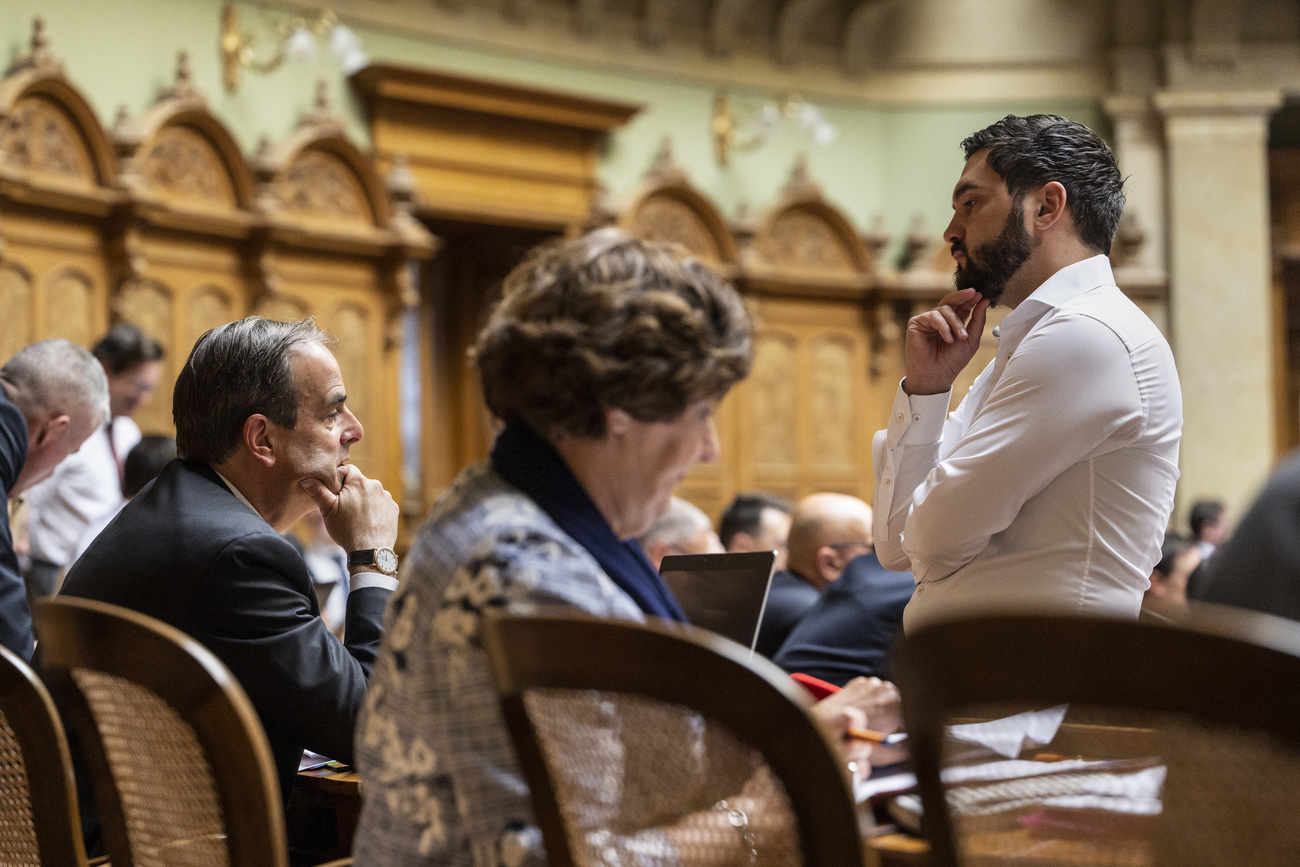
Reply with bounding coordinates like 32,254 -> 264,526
0,339 -> 107,660
638,495 -> 723,571
754,492 -> 874,658
1141,532 -> 1200,623
23,324 -> 163,602
720,490 -> 792,570
61,317 -> 400,803
774,508 -> 915,685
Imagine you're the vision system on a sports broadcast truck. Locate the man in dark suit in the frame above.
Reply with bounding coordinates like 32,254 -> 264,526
0,339 -> 108,660
754,492 -> 874,658
773,552 -> 915,685
62,317 -> 399,801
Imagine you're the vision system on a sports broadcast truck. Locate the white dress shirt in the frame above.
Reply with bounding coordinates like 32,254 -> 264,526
26,416 -> 140,567
873,255 -> 1182,632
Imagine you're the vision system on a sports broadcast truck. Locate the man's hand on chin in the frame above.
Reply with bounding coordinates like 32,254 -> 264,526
902,288 -> 990,396
299,464 -> 399,554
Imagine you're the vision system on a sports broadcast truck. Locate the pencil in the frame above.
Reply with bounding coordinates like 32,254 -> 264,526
845,727 -> 908,745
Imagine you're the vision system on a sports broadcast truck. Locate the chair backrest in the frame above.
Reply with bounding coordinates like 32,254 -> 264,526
481,610 -> 867,867
893,605 -> 1300,867
35,596 -> 288,867
0,641 -> 88,867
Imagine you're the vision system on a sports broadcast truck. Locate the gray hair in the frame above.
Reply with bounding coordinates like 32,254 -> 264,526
1,339 -> 109,426
173,317 -> 332,465
640,497 -> 713,550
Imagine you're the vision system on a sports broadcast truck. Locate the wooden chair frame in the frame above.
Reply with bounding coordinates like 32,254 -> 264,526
0,642 -> 89,866
35,596 -> 288,867
481,610 -> 866,867
893,605 -> 1300,867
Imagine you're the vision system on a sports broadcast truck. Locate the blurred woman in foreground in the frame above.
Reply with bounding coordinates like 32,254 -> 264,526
352,229 -> 900,866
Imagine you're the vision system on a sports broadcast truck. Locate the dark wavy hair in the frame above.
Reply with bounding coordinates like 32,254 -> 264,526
962,115 -> 1125,255
474,229 -> 754,438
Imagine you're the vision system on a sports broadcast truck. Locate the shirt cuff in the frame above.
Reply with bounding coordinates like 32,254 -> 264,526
887,383 -> 951,445
349,571 -> 399,593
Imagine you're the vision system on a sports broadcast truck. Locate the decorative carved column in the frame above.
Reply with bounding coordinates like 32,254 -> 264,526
1155,89 -> 1283,518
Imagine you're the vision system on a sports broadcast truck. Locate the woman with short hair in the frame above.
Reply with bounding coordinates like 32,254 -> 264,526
353,228 -> 898,866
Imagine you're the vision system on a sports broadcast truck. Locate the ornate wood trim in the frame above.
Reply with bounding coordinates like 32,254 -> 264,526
352,62 -> 640,228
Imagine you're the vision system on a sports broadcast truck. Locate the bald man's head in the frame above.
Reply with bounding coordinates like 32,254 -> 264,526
785,492 -> 873,590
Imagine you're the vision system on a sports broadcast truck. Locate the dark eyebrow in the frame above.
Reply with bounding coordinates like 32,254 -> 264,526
328,391 -> 347,408
952,180 -> 981,202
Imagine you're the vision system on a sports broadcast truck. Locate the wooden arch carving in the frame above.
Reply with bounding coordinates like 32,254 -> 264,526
741,158 -> 872,300
116,55 -> 256,221
619,139 -> 738,272
0,20 -> 116,200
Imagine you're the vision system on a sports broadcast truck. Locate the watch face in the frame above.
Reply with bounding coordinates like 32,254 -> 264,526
377,548 -> 398,573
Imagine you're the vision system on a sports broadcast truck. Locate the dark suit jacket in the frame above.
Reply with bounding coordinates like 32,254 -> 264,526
773,553 -> 914,686
60,458 -> 391,798
0,391 -> 31,661
1195,449 -> 1300,621
755,569 -> 822,658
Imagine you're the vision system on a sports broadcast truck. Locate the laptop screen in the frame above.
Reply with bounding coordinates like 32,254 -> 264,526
659,551 -> 777,653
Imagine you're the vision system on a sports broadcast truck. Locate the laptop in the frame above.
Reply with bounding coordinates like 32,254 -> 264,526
659,550 -> 777,653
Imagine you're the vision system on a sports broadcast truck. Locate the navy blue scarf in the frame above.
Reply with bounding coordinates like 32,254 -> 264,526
491,423 -> 686,622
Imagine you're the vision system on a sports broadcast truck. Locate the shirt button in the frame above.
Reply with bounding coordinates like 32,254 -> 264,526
897,412 -> 905,422
915,584 -> 925,595
883,478 -> 891,487
912,414 -> 922,423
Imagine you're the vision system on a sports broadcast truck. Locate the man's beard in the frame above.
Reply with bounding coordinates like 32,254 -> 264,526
952,201 -> 1034,306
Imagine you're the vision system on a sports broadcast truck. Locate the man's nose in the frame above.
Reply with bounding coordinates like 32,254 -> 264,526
342,408 -> 363,445
944,215 -> 963,246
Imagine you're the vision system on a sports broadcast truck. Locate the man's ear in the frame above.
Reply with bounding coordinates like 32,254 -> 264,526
32,413 -> 70,449
814,545 -> 839,587
1032,181 -> 1068,231
243,414 -> 276,468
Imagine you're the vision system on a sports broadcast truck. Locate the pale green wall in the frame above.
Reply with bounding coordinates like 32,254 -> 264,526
1,0 -> 1102,259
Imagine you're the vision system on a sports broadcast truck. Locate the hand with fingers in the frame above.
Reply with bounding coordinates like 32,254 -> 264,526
300,465 -> 399,557
903,287 -> 991,396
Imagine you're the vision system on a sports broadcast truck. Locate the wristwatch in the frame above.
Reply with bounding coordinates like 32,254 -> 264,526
347,547 -> 399,576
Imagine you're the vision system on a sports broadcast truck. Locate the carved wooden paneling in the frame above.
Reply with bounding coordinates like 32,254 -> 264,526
0,94 -> 95,183
0,265 -> 34,363
276,149 -> 373,227
185,285 -> 238,354
255,293 -> 311,323
44,268 -> 95,348
628,197 -> 722,264
140,125 -> 238,208
749,331 -> 800,469
756,207 -> 857,274
809,334 -> 856,468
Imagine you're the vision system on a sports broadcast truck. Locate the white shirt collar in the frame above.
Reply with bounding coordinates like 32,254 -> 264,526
212,468 -> 263,520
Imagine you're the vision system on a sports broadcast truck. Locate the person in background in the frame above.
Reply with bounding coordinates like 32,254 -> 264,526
1141,532 -> 1201,623
62,317 -> 399,806
0,339 -> 107,660
719,491 -> 792,571
638,495 -> 723,571
774,535 -> 915,686
873,115 -> 1181,632
70,434 -> 176,565
1189,499 -> 1228,561
352,229 -> 901,867
23,324 -> 163,602
754,492 -> 874,658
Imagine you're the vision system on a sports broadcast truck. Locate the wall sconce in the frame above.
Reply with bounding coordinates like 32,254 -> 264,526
220,3 -> 369,93
712,91 -> 836,166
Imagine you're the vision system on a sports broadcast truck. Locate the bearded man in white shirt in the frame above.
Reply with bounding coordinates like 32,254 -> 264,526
873,115 -> 1182,632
